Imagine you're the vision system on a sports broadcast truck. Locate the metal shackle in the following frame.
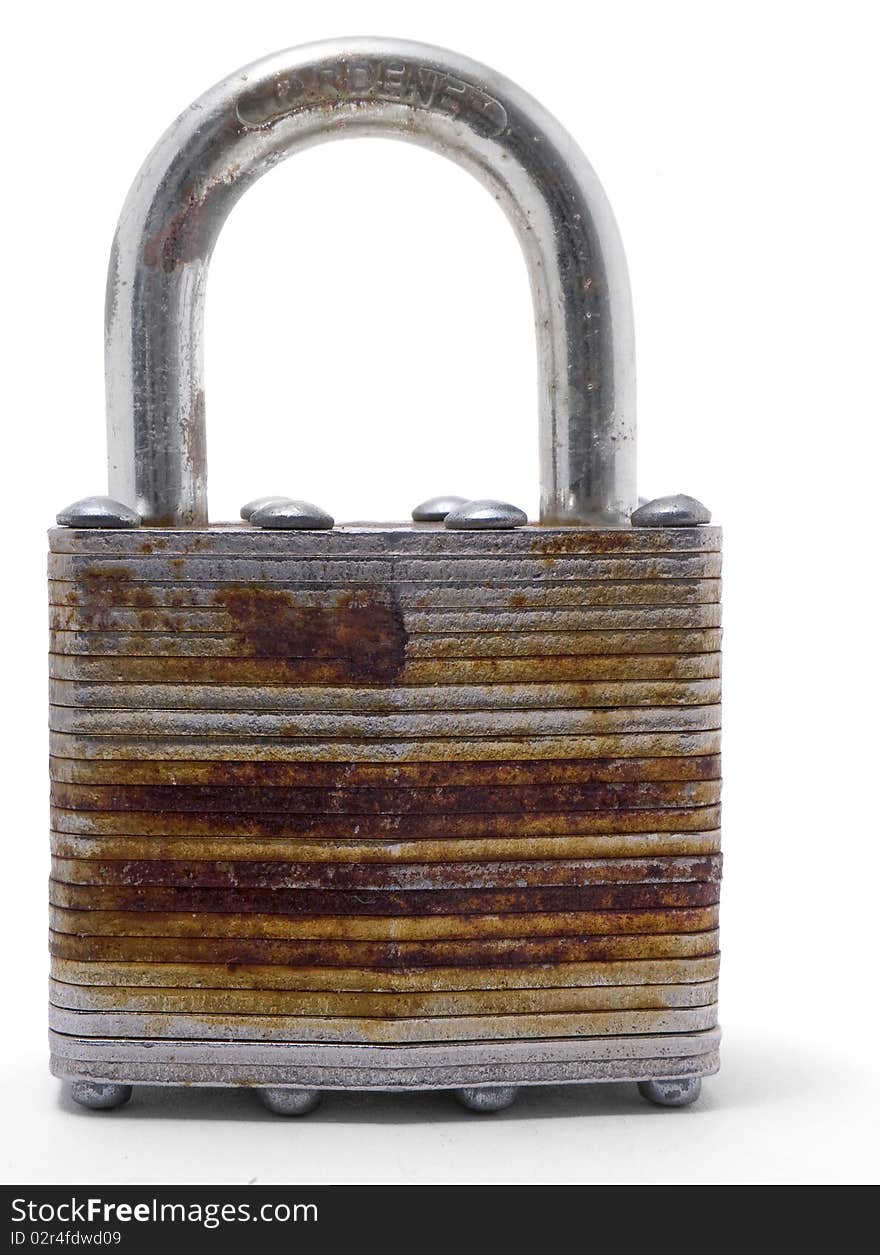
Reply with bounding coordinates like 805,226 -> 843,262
105,38 -> 636,527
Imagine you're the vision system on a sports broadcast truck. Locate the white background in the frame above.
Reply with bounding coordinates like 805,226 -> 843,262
2,0 -> 879,1185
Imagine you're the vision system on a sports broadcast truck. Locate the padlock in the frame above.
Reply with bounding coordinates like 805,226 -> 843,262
49,38 -> 721,1115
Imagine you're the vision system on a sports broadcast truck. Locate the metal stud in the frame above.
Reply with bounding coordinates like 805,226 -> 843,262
631,495 -> 711,527
455,1085 -> 519,1113
412,495 -> 468,522
56,497 -> 140,529
638,1076 -> 702,1107
259,1088 -> 322,1116
240,496 -> 295,521
250,501 -> 334,530
69,1081 -> 132,1110
444,500 -> 528,530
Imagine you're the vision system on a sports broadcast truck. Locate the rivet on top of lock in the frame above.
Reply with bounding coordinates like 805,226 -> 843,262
101,38 -> 638,528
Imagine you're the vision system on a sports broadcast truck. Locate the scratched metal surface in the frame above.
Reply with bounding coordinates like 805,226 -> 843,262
49,1029 -> 722,1089
48,523 -> 721,1088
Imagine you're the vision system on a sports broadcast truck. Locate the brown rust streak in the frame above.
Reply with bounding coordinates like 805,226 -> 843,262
49,982 -> 718,1016
50,780 -> 719,815
49,654 -> 720,684
49,954 -> 720,990
50,806 -> 721,839
49,755 -> 722,787
51,834 -> 723,864
530,532 -> 707,557
67,566 -> 157,626
49,578 -> 720,610
52,855 -> 721,889
49,929 -> 720,967
50,880 -> 719,914
143,180 -> 231,273
49,757 -> 724,789
49,953 -> 721,991
49,905 -> 719,942
48,627 -> 719,658
212,587 -> 407,683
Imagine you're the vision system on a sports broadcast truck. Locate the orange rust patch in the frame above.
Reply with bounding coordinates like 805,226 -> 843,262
75,567 -> 157,623
532,532 -> 628,556
213,587 -> 407,683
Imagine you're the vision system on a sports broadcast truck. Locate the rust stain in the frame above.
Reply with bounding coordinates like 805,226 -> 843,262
50,755 -> 722,788
49,525 -> 721,1027
73,566 -> 157,626
49,652 -> 720,684
53,855 -> 721,890
51,880 -> 719,915
51,779 -> 716,815
49,806 -> 719,839
214,587 -> 408,683
143,181 -> 229,273
51,984 -> 716,1017
532,532 -> 642,556
49,929 -> 719,969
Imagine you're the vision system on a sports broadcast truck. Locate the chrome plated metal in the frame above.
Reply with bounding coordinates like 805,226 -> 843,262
251,500 -> 334,529
412,495 -> 468,522
69,1081 -> 132,1110
54,1059 -> 717,1091
259,1087 -> 322,1116
49,524 -> 721,555
631,495 -> 711,527
455,1085 -> 519,1112
638,1076 -> 702,1107
50,1030 -> 721,1069
105,38 -> 636,526
444,499 -> 528,530
240,495 -> 295,521
50,1028 -> 720,1089
56,498 -> 140,529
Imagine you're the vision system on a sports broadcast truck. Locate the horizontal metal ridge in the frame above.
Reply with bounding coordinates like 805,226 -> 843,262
49,526 -> 722,556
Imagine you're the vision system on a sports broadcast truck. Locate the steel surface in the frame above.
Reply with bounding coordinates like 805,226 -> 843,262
103,40 -> 637,525
49,1028 -> 722,1067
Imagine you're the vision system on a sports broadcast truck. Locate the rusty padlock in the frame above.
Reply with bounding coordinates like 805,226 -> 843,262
49,38 -> 721,1115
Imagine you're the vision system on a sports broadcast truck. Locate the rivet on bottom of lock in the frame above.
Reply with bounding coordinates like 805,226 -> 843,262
412,495 -> 468,522
56,497 -> 141,528
250,500 -> 334,530
444,500 -> 528,530
630,494 -> 711,527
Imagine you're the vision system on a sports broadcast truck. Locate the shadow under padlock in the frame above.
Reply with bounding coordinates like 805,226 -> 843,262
50,38 -> 721,1117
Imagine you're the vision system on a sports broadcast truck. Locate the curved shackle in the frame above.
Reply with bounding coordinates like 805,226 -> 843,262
106,38 -> 636,526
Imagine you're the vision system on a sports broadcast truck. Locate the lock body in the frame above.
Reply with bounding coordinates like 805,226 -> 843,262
49,522 -> 721,1092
